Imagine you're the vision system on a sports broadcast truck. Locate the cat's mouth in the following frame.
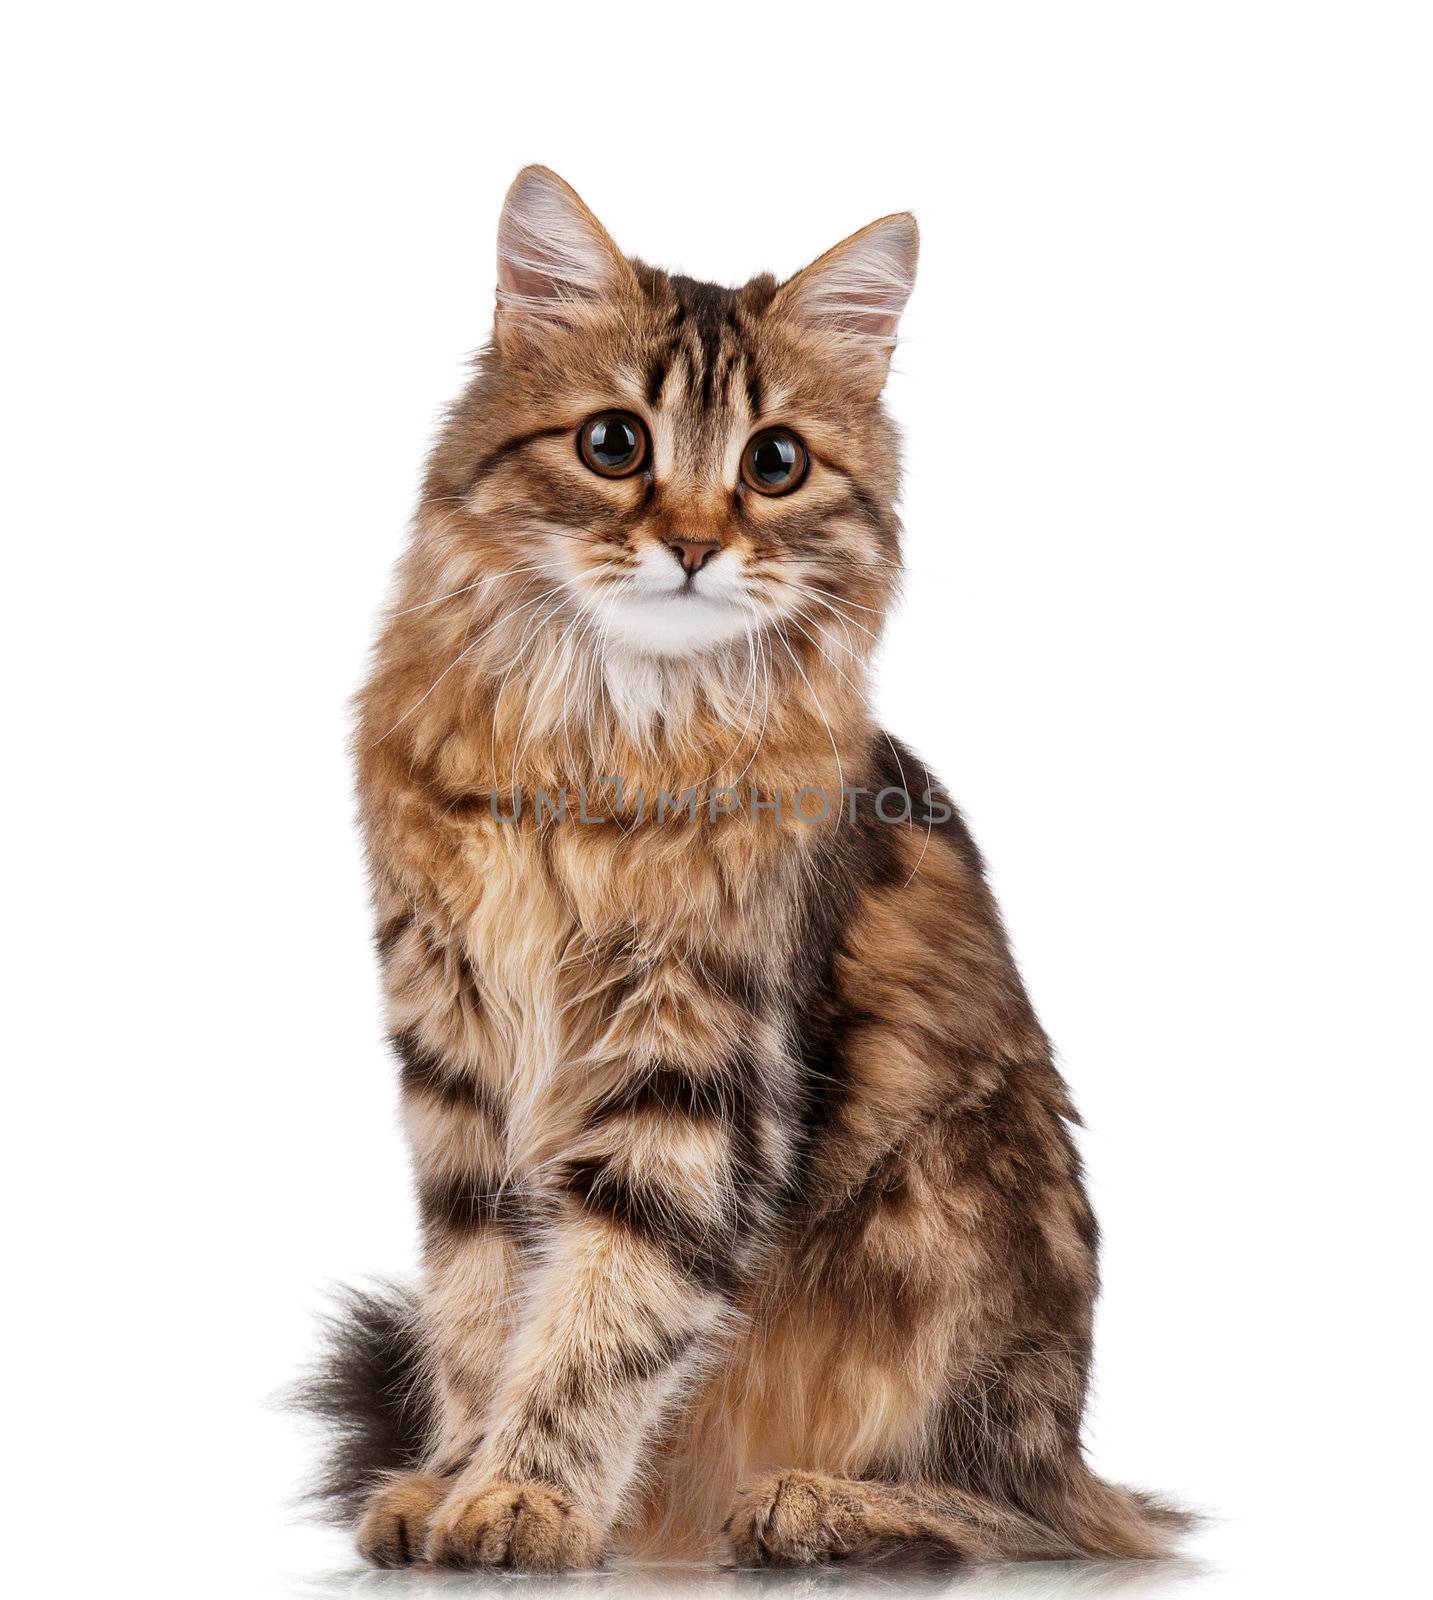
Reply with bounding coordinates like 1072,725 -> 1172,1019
668,578 -> 724,600
550,536 -> 762,658
589,575 -> 757,658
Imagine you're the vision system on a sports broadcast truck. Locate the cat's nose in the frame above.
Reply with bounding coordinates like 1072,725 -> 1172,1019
667,538 -> 720,575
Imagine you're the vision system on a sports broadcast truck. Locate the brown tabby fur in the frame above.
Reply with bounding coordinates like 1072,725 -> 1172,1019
302,166 -> 1187,1570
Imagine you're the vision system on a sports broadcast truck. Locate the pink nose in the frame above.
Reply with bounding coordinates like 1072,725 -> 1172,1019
668,538 -> 720,574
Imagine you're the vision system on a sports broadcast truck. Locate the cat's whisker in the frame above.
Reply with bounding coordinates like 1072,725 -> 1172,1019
786,598 -> 875,669
768,622 -> 845,803
726,628 -> 774,794
790,605 -> 934,869
694,612 -> 764,790
800,603 -> 871,682
783,571 -> 891,617
509,594 -> 595,792
373,582 -> 567,744
488,585 -> 577,783
391,560 -> 564,617
781,579 -> 886,639
786,610 -> 866,698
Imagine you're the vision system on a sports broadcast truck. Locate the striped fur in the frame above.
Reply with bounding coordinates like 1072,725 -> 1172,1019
305,167 -> 1188,1570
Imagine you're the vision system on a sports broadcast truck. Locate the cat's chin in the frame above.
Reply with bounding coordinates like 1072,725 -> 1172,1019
591,590 -> 756,660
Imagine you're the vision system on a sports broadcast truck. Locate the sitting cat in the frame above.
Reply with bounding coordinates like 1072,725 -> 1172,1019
300,165 -> 1186,1571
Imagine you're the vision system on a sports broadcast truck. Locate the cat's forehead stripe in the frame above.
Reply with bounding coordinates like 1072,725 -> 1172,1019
653,273 -> 761,421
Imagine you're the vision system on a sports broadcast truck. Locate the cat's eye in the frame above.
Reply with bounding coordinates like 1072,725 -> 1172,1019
741,429 -> 808,496
578,412 -> 649,478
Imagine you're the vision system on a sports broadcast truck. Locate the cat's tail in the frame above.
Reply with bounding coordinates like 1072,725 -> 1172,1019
285,1280 -> 433,1523
864,1462 -> 1197,1565
986,1458 -> 1198,1561
1040,1463 -> 1197,1559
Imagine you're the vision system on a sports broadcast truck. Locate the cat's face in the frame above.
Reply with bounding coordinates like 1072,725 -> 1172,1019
425,168 -> 917,674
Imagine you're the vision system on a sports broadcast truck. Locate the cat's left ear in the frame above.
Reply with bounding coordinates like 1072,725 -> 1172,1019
772,213 -> 919,397
494,166 -> 637,354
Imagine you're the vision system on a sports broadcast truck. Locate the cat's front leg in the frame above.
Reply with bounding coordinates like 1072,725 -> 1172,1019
425,1048 -> 791,1571
356,1025 -> 524,1564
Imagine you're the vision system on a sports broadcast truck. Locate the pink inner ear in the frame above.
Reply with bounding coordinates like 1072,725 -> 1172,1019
834,290 -> 906,341
781,218 -> 918,351
500,248 -> 577,304
496,169 -> 626,310
497,223 -> 601,306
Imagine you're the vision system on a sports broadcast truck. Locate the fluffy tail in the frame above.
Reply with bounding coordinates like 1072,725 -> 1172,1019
286,1281 -> 433,1523
886,1464 -> 1196,1565
1003,1459 -> 1197,1560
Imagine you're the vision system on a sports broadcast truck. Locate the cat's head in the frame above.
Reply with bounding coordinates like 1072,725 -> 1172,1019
410,165 -> 915,718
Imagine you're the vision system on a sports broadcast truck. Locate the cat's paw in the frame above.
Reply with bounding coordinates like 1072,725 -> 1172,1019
723,1470 -> 963,1567
355,1473 -> 447,1567
425,1480 -> 602,1571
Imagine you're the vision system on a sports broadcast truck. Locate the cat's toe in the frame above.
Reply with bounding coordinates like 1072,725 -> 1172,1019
355,1472 -> 447,1568
425,1480 -> 602,1571
723,1470 -> 962,1567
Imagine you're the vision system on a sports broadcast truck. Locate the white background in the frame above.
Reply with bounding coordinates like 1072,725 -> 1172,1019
5,4 -> 1429,1597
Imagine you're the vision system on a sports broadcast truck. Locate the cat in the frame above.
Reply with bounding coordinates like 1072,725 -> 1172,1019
297,165 -> 1188,1571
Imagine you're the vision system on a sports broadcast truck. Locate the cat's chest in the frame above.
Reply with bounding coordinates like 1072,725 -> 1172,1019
460,826 -> 572,1004
451,822 -> 716,1130
392,813 -> 801,1167
454,815 -> 774,981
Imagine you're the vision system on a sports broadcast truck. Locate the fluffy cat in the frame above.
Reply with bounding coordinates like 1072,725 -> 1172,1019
299,166 -> 1186,1570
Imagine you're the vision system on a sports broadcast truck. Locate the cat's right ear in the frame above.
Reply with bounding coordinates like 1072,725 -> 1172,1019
494,166 -> 636,354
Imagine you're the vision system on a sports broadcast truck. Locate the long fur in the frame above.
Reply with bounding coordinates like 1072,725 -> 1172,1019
296,165 -> 1191,1571
290,1283 -> 429,1523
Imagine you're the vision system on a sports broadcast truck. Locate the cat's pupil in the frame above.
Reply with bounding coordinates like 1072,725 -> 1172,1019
591,417 -> 637,467
752,434 -> 796,484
